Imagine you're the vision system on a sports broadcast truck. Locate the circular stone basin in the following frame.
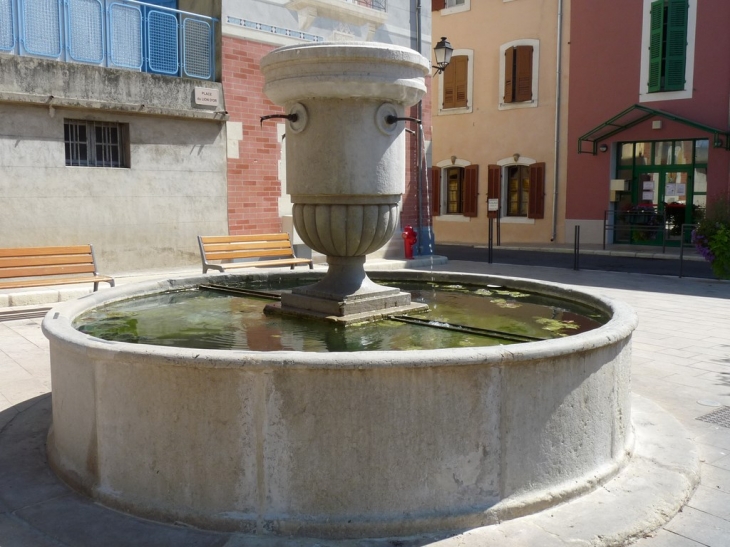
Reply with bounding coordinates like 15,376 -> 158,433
43,270 -> 637,540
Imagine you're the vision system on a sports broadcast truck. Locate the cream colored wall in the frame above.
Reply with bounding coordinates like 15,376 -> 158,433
431,0 -> 570,245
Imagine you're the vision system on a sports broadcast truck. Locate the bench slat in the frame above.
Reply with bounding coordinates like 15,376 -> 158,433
201,234 -> 291,244
0,264 -> 97,280
205,249 -> 295,262
0,245 -> 92,258
214,258 -> 313,270
0,255 -> 94,269
204,241 -> 292,253
0,275 -> 114,290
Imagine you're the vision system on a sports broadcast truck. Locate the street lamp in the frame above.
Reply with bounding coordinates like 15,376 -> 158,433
433,37 -> 453,74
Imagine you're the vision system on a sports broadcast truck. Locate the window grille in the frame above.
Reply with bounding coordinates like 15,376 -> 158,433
64,120 -> 128,168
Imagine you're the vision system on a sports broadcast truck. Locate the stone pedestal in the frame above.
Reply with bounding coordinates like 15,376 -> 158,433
260,42 -> 429,322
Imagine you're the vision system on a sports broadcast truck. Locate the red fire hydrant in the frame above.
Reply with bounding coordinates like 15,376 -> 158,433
402,225 -> 417,259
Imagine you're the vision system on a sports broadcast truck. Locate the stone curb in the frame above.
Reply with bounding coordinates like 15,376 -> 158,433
424,394 -> 700,547
0,393 -> 697,547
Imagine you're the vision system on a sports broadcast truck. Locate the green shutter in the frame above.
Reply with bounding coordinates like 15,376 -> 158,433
648,0 -> 664,92
664,0 -> 688,91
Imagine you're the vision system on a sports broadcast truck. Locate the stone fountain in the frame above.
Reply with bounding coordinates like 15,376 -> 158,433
260,42 -> 429,323
42,42 -> 637,541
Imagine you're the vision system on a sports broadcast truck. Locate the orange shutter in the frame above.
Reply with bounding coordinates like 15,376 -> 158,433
504,47 -> 515,103
442,58 -> 456,108
528,162 -> 545,219
432,0 -> 445,10
431,167 -> 441,216
454,56 -> 468,108
515,46 -> 533,103
487,164 -> 501,219
443,55 -> 468,109
462,165 -> 479,217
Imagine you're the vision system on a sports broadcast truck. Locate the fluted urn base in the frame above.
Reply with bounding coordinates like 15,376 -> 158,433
265,256 -> 428,325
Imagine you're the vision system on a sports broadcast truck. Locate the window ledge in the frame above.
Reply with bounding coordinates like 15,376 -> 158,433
498,100 -> 537,111
438,106 -> 472,116
499,216 -> 535,224
639,89 -> 693,103
434,214 -> 471,222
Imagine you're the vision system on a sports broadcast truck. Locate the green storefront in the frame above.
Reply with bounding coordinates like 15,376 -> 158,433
612,138 -> 708,245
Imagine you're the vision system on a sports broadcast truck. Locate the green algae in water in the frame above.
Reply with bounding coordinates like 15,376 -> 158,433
74,281 -> 608,353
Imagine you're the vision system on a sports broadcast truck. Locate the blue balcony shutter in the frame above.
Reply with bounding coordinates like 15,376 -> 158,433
648,0 -> 664,92
664,0 -> 688,91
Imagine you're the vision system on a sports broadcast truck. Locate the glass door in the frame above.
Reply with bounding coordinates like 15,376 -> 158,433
631,167 -> 692,244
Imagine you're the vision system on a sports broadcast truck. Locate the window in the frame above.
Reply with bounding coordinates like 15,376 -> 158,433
639,0 -> 696,102
487,162 -> 545,219
504,46 -> 532,103
431,165 -> 478,216
648,0 -> 688,93
499,40 -> 539,110
438,49 -> 473,114
506,165 -> 530,216
446,0 -> 465,6
64,120 -> 129,168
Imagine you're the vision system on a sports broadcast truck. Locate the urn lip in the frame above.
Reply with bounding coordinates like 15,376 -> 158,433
260,41 -> 429,107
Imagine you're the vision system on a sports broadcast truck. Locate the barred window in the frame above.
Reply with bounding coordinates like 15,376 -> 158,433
64,120 -> 130,167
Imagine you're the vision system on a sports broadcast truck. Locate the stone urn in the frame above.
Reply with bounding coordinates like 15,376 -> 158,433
260,42 -> 430,323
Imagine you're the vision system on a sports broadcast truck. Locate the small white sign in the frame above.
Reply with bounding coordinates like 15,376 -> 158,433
488,199 -> 499,212
194,87 -> 220,107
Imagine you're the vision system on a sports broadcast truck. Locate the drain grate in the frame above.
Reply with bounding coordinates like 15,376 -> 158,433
697,406 -> 730,428
0,307 -> 51,322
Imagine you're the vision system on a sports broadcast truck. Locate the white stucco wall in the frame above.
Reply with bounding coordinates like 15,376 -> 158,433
0,55 -> 229,273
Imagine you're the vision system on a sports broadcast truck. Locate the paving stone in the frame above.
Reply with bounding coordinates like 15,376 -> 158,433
663,506 -> 730,547
0,513 -> 65,547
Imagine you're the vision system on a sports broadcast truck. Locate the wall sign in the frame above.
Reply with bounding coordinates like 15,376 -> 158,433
194,87 -> 220,107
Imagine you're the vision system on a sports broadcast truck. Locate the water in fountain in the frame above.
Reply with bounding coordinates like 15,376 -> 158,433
73,278 -> 606,352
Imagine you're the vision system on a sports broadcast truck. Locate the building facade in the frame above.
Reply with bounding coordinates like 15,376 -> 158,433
567,0 -> 730,247
0,0 -> 228,272
430,0 -> 570,245
221,0 -> 434,257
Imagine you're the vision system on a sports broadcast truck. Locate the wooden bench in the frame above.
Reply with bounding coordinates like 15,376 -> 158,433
0,244 -> 115,292
198,233 -> 314,273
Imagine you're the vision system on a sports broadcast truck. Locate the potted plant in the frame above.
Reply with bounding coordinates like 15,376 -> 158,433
692,196 -> 730,279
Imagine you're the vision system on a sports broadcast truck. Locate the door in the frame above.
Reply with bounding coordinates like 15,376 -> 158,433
630,167 -> 693,244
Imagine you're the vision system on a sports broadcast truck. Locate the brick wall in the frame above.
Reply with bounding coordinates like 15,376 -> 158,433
222,36 -> 431,240
222,36 -> 283,235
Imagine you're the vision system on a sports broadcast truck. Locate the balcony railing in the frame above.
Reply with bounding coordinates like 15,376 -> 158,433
348,0 -> 386,11
0,0 -> 217,80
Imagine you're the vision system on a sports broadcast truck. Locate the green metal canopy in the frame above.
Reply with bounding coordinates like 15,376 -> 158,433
578,104 -> 730,155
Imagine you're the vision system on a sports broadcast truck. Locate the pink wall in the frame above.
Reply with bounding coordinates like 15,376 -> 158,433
566,0 -> 730,221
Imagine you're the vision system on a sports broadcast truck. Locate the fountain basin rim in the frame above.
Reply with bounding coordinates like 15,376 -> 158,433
41,271 -> 638,370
